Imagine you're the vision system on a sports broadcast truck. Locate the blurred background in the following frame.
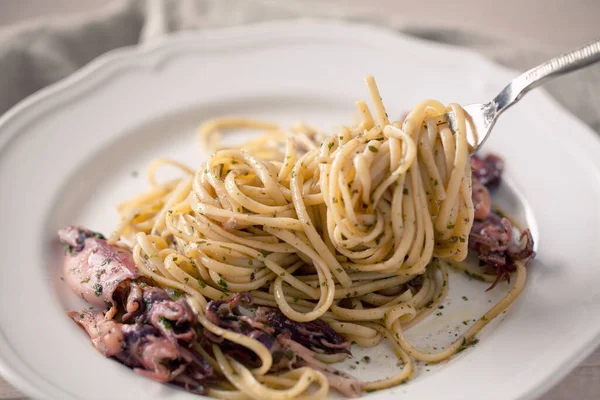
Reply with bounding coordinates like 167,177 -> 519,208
1,0 -> 599,48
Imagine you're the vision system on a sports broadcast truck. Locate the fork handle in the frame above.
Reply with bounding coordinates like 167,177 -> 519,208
494,38 -> 600,114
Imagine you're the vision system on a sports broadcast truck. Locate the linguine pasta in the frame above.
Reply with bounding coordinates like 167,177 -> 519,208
105,76 -> 528,398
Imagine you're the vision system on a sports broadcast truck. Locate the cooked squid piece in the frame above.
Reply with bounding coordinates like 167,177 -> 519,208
468,154 -> 535,289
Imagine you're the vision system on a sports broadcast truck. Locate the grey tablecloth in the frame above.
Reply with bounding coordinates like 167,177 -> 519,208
0,0 -> 599,399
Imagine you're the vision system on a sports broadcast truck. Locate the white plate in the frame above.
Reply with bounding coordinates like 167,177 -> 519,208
1,20 -> 600,400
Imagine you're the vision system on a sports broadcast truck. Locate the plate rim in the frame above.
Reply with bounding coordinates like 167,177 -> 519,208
1,18 -> 600,400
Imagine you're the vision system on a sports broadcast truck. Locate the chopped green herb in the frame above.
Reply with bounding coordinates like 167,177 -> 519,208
217,279 -> 228,289
464,270 -> 478,279
62,243 -> 74,255
93,284 -> 103,297
159,316 -> 172,329
462,296 -> 468,301
368,145 -> 378,153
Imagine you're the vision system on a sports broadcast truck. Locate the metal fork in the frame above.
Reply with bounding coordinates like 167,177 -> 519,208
435,38 -> 600,151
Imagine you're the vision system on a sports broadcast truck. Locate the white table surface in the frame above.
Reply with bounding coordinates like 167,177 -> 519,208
0,1 -> 599,399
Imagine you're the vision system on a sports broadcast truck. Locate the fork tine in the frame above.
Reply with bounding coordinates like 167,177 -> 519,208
428,111 -> 478,152
429,112 -> 459,134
